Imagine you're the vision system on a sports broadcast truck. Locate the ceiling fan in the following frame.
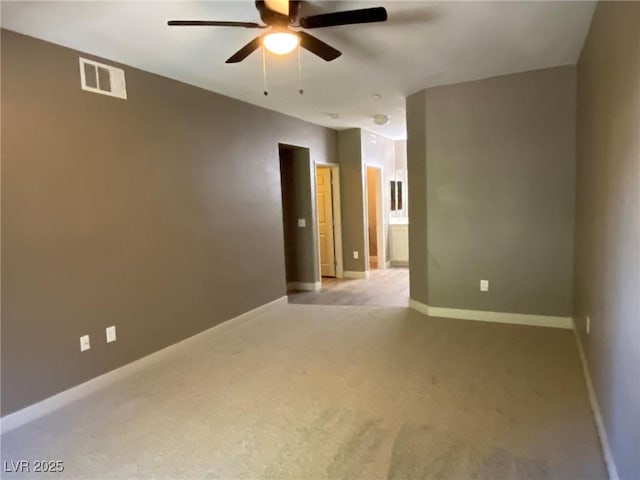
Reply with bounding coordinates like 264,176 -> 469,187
167,0 -> 388,63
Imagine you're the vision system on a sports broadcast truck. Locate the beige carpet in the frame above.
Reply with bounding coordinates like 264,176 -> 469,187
1,302 -> 606,479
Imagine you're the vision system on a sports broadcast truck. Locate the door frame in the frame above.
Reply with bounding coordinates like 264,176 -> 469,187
365,164 -> 385,270
314,162 -> 344,279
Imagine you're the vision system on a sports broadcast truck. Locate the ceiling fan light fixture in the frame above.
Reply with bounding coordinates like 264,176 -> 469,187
373,114 -> 390,126
263,31 -> 299,55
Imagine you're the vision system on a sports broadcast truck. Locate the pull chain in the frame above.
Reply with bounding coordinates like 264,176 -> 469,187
297,46 -> 304,95
262,46 -> 268,96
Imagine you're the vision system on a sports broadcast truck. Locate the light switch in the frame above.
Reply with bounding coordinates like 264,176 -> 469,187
297,218 -> 306,228
353,251 -> 359,259
80,335 -> 90,352
480,280 -> 489,292
106,325 -> 117,343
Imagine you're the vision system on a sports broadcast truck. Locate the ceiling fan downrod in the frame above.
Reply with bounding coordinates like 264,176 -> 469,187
297,46 -> 303,95
262,46 -> 268,96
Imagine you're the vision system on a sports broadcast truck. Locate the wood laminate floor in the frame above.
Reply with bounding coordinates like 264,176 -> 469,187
288,267 -> 409,307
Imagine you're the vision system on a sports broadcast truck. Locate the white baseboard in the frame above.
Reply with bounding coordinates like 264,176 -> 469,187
573,321 -> 619,480
343,271 -> 370,279
391,261 -> 409,267
384,261 -> 391,269
287,281 -> 321,292
409,299 -> 573,329
0,296 -> 288,435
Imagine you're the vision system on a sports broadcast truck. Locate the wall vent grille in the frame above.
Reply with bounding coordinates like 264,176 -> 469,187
79,57 -> 127,99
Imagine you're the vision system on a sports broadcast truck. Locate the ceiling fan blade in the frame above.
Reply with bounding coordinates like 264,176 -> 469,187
264,0 -> 289,16
300,7 -> 387,29
298,31 -> 341,62
168,20 -> 266,28
225,36 -> 263,63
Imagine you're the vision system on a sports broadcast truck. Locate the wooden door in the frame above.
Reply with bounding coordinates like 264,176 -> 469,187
316,167 -> 336,277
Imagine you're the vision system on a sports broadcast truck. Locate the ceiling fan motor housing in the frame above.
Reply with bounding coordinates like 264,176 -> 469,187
255,1 -> 301,27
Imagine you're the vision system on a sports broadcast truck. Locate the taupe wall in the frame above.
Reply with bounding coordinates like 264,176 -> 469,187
408,66 -> 577,316
279,146 -> 319,285
337,129 -> 366,272
1,30 -> 337,415
574,2 -> 640,478
407,90 -> 428,304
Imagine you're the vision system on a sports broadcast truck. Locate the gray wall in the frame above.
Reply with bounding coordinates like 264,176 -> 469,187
574,2 -> 640,478
1,29 -> 337,415
407,90 -> 429,304
337,129 -> 366,272
279,146 -> 319,285
408,66 -> 577,316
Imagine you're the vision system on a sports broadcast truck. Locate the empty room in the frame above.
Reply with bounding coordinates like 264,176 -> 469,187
1,1 -> 638,479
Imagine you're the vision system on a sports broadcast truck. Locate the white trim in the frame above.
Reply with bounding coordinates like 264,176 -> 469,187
573,321 -> 619,480
375,166 -> 384,270
330,165 -> 344,279
391,261 -> 409,267
310,158 -> 323,282
385,261 -> 391,269
0,296 -> 288,435
287,281 -> 321,292
343,271 -> 370,279
409,299 -> 573,329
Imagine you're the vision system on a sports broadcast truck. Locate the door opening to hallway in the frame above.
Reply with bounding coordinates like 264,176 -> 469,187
366,166 -> 383,270
289,162 -> 409,308
279,144 -> 321,293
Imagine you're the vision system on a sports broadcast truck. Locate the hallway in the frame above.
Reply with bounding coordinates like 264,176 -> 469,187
288,268 -> 409,307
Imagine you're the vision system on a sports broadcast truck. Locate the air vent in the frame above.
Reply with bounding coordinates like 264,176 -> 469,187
79,57 -> 127,99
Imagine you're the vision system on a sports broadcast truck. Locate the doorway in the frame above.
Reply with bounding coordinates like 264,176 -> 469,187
316,166 -> 335,277
365,166 -> 384,270
315,164 -> 343,279
279,144 -> 321,292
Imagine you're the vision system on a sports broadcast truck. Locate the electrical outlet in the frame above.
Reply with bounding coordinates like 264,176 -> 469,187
353,251 -> 359,259
480,280 -> 489,292
297,218 -> 306,228
586,316 -> 590,335
106,325 -> 117,343
80,335 -> 90,352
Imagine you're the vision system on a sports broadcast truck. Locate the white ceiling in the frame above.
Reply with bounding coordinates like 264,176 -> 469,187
1,1 -> 596,139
